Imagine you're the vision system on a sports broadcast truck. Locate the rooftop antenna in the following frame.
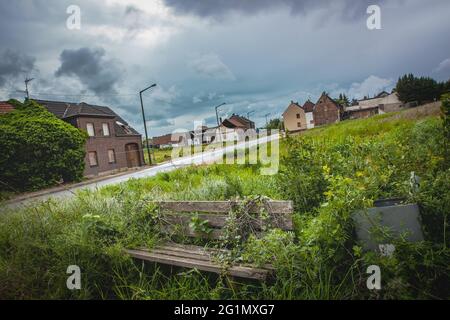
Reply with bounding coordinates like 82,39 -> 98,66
24,77 -> 34,100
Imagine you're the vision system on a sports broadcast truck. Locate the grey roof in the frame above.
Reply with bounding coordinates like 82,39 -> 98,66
33,99 -> 140,136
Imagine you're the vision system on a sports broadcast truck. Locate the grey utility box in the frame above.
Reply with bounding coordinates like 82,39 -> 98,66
353,199 -> 424,252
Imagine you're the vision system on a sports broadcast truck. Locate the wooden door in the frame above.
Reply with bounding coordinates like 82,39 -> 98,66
125,143 -> 140,168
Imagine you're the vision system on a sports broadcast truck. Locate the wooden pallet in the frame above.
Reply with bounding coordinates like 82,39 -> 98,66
125,200 -> 293,280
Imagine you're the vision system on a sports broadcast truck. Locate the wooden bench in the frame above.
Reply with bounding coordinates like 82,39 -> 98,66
125,200 -> 294,281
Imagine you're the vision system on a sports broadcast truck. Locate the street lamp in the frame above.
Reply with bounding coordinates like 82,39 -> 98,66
139,83 -> 157,165
215,102 -> 226,126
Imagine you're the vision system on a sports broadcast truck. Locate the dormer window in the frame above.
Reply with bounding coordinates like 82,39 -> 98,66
116,121 -> 132,134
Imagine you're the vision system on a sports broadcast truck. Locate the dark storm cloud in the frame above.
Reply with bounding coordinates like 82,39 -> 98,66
0,49 -> 35,87
163,0 -> 384,19
55,47 -> 123,94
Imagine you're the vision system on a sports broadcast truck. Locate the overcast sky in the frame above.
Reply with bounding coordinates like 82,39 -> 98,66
0,0 -> 449,136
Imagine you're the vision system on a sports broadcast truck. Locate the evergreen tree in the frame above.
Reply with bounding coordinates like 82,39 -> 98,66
396,73 -> 442,104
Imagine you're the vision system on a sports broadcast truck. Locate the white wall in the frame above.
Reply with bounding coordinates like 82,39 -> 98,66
305,112 -> 314,129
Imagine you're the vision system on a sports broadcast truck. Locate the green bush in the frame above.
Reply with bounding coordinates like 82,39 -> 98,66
441,93 -> 450,163
0,99 -> 87,192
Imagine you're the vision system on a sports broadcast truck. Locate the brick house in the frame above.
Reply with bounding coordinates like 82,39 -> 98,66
221,114 -> 255,130
150,132 -> 187,148
34,99 -> 144,177
219,114 -> 256,142
313,92 -> 343,126
0,101 -> 14,114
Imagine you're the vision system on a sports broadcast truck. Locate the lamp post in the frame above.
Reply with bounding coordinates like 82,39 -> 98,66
139,83 -> 157,165
215,102 -> 226,126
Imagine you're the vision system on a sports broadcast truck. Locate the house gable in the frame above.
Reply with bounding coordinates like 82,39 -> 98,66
282,101 -> 307,132
313,93 -> 341,126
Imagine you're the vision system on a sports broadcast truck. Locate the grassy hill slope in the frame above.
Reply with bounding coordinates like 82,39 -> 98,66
0,104 -> 448,299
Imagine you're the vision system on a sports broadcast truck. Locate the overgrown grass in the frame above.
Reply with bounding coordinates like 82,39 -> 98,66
0,108 -> 448,299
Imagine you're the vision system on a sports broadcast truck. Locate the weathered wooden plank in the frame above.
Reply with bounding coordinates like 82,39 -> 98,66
154,244 -> 275,270
125,248 -> 270,280
134,243 -> 275,271
150,247 -> 213,262
157,242 -> 228,255
162,211 -> 293,230
162,224 -> 225,239
163,213 -> 228,228
154,200 -> 293,214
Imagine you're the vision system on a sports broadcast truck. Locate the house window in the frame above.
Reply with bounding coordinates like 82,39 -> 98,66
296,114 -> 300,119
102,123 -> 110,136
297,122 -> 301,127
108,149 -> 116,164
88,151 -> 98,167
86,123 -> 95,137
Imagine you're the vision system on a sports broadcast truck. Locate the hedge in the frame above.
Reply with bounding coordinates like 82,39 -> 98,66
0,99 -> 87,192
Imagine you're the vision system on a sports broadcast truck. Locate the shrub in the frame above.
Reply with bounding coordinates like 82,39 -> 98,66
0,99 -> 87,192
441,93 -> 450,163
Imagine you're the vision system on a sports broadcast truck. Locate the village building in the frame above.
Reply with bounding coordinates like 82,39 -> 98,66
312,93 -> 343,126
33,99 -> 145,177
221,114 -> 255,130
282,101 -> 307,132
358,91 -> 404,114
150,133 -> 184,149
343,91 -> 404,120
150,114 -> 256,149
302,99 -> 315,129
0,101 -> 14,115
218,114 -> 256,142
344,105 -> 379,120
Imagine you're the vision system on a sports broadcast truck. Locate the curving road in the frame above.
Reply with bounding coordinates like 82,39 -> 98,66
2,133 -> 280,209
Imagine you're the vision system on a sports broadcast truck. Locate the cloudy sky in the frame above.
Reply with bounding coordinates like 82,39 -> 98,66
0,0 -> 449,136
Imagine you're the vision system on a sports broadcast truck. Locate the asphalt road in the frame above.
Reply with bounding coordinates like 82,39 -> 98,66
3,133 -> 280,209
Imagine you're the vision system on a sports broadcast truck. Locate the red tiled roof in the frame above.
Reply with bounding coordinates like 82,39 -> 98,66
0,102 -> 14,114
